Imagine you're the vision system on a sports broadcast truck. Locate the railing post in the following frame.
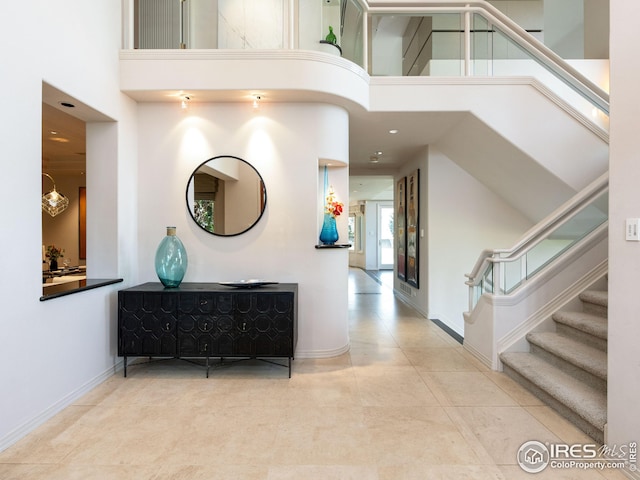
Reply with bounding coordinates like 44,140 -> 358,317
493,258 -> 502,295
464,8 -> 471,76
468,284 -> 474,312
179,0 -> 186,49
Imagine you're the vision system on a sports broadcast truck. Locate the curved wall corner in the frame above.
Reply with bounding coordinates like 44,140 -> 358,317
136,101 -> 350,359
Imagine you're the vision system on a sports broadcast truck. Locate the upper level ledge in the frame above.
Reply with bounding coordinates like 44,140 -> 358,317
120,49 -> 371,109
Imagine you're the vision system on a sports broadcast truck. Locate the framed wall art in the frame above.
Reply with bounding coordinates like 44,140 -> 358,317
396,176 -> 407,281
406,169 -> 419,288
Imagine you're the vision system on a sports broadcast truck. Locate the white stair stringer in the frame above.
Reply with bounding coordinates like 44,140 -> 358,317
501,288 -> 608,443
370,76 -> 609,223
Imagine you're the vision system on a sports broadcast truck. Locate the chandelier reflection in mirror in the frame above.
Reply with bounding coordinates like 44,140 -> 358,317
42,173 -> 69,217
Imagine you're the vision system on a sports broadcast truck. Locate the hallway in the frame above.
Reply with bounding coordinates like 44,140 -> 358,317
0,269 -> 626,479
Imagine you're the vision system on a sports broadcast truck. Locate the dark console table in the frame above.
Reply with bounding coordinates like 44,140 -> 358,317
117,282 -> 297,377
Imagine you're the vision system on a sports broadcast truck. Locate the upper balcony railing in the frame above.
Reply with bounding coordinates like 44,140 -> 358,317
124,0 -> 609,129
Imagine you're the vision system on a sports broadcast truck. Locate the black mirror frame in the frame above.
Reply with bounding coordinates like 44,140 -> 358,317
186,155 -> 267,237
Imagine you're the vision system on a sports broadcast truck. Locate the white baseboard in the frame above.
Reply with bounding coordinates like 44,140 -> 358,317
463,341 -> 495,370
294,342 -> 350,359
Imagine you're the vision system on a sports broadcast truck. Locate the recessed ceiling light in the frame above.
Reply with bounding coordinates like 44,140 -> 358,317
376,151 -> 383,155
389,129 -> 398,134
49,130 -> 58,135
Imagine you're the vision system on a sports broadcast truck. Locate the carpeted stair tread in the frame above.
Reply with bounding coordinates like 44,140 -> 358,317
526,332 -> 607,380
579,290 -> 608,308
501,352 -> 607,431
552,310 -> 608,340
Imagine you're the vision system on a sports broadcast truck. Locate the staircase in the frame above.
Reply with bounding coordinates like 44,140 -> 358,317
500,288 -> 608,443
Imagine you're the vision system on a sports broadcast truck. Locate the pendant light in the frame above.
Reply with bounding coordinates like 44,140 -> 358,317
42,173 -> 69,217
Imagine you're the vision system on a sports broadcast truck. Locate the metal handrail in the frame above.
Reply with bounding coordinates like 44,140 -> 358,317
365,1 -> 609,115
465,172 -> 609,288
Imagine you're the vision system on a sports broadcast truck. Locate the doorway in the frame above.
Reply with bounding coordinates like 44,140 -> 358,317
378,203 -> 394,270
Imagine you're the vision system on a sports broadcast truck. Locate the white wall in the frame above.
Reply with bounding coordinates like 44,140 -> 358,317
135,102 -> 350,358
428,148 -> 533,335
608,0 -> 640,450
393,147 -> 532,335
0,0 -> 138,451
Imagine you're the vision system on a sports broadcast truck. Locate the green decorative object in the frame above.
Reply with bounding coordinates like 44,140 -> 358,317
155,226 -> 188,288
325,26 -> 337,45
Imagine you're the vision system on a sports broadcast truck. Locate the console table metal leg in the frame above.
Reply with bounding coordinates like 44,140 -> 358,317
206,357 -> 210,378
288,357 -> 291,378
123,356 -> 127,377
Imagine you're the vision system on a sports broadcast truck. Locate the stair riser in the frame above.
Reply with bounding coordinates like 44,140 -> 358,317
582,302 -> 607,318
529,344 -> 607,393
556,324 -> 607,352
502,364 -> 604,444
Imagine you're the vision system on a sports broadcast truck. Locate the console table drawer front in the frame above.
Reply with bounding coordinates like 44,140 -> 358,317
178,314 -> 215,333
179,333 -> 216,356
179,292 -> 215,314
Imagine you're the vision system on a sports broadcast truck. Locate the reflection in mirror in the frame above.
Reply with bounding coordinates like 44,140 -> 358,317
186,156 -> 267,236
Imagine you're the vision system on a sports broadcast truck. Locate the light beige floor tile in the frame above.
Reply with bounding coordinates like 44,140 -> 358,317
0,408 -> 92,464
0,464 -> 160,480
422,371 -> 519,406
58,404 -> 221,465
442,406 -> 497,465
161,406 -> 285,465
267,465 -> 379,480
454,406 -> 561,465
390,331 -> 454,349
156,465 -> 269,480
271,407 -> 374,465
364,406 -> 483,466
354,368 -> 440,406
378,464 -> 507,480
349,346 -> 412,367
500,465 -> 613,479
405,347 -> 480,372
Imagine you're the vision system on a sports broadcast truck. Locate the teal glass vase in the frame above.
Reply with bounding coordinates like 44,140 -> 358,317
319,213 -> 339,245
155,226 -> 188,288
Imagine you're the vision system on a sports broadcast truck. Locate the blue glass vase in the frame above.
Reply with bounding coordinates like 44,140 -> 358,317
155,226 -> 188,288
319,213 -> 339,245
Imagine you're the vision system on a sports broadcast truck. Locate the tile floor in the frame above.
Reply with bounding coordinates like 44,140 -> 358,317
0,269 -> 628,479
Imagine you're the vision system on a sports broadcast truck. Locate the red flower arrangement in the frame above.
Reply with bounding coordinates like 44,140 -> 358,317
324,186 -> 344,218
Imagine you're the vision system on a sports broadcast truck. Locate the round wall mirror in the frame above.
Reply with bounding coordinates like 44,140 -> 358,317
186,155 -> 267,236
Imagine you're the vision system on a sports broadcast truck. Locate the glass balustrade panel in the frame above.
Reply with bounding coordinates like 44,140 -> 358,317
371,14 -> 463,76
525,192 -> 608,279
135,0 -> 286,50
489,27 -> 609,129
502,256 -> 524,294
